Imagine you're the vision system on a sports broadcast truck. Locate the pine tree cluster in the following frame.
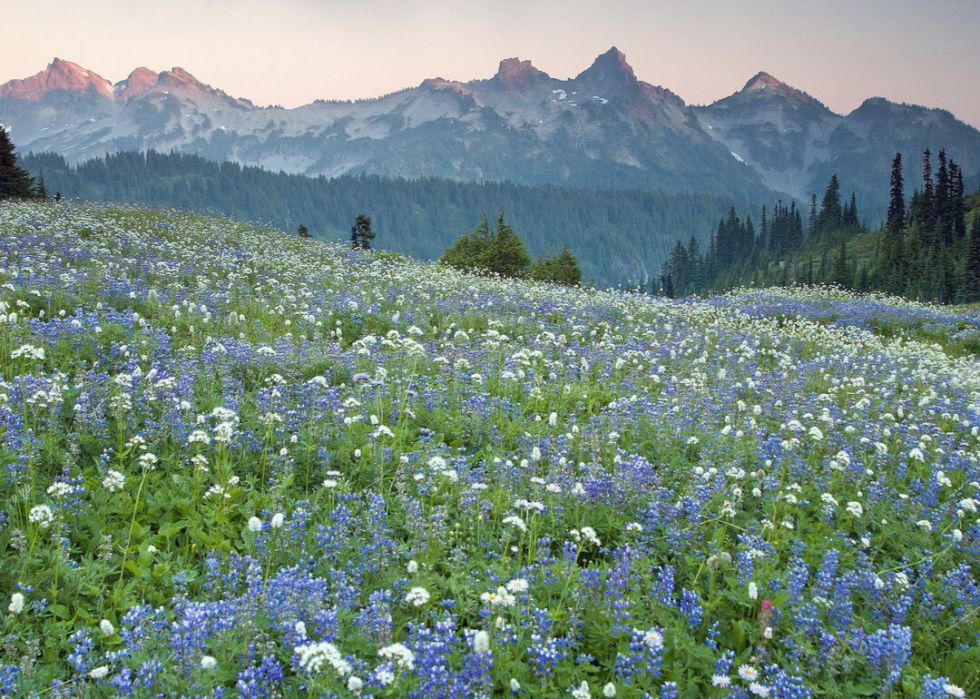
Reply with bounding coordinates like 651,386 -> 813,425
880,149 -> 975,302
660,149 -> 980,304
440,215 -> 581,286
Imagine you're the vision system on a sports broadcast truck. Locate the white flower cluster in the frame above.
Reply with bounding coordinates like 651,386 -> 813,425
404,587 -> 431,607
294,640 -> 352,676
11,344 -> 45,360
377,642 -> 415,670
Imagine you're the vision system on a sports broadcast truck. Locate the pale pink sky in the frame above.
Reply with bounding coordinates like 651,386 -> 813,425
4,0 -> 980,126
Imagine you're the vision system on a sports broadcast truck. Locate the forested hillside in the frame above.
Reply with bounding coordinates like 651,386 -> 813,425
660,151 -> 980,304
23,150 -> 745,287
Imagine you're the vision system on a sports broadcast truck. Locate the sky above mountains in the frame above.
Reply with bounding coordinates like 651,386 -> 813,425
3,0 -> 979,126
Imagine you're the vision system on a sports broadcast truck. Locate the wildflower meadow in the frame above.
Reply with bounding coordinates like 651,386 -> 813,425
2,201 -> 980,698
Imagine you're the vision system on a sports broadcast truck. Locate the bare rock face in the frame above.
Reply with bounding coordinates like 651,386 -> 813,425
493,58 -> 547,90
0,58 -> 114,101
114,67 -> 160,102
575,47 -> 637,90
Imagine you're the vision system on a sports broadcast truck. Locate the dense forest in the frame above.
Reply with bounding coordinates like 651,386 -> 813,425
22,151 -> 746,288
660,150 -> 980,304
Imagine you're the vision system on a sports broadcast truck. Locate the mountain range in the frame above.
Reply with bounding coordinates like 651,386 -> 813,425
2,50 -> 980,216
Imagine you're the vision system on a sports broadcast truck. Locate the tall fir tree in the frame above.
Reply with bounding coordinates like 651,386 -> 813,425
36,171 -> 48,200
935,149 -> 952,245
486,214 -> 530,277
966,214 -> 980,303
686,236 -> 702,290
920,149 -> 935,233
886,153 -> 905,237
950,162 -> 967,240
842,192 -> 859,229
550,247 -> 582,287
832,241 -> 851,287
0,126 -> 36,199
759,205 -> 768,249
816,175 -> 843,236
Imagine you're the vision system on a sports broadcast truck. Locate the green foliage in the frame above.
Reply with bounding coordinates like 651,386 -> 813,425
532,248 -> 582,287
350,213 -> 376,250
0,125 -> 39,199
484,215 -> 530,277
441,215 -> 580,286
441,214 -> 531,277
966,215 -> 980,302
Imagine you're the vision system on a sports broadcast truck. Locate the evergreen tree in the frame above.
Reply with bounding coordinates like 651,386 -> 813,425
350,213 -> 376,249
297,224 -> 311,238
759,205 -> 769,249
966,215 -> 980,303
843,192 -> 859,229
935,149 -> 952,245
950,162 -> 967,240
36,171 -> 48,200
486,214 -> 531,277
919,149 -> 935,233
663,273 -> 675,299
816,175 -> 843,236
666,241 -> 690,294
686,236 -> 703,291
886,153 -> 905,237
535,247 -> 582,286
807,195 -> 818,236
440,216 -> 491,272
803,258 -> 814,286
0,126 -> 36,199
831,241 -> 851,287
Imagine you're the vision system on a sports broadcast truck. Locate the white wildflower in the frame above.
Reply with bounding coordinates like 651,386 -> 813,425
8,592 -> 25,614
405,587 -> 431,607
377,642 -> 415,670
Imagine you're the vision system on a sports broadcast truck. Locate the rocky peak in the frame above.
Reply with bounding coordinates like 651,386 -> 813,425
0,58 -> 114,101
493,58 -> 548,89
575,47 -> 637,88
158,67 -> 205,88
742,71 -> 788,93
114,67 -> 160,102
737,71 -> 830,111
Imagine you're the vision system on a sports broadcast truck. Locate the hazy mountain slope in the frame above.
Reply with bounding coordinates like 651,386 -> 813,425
694,74 -> 980,217
0,51 -> 771,201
